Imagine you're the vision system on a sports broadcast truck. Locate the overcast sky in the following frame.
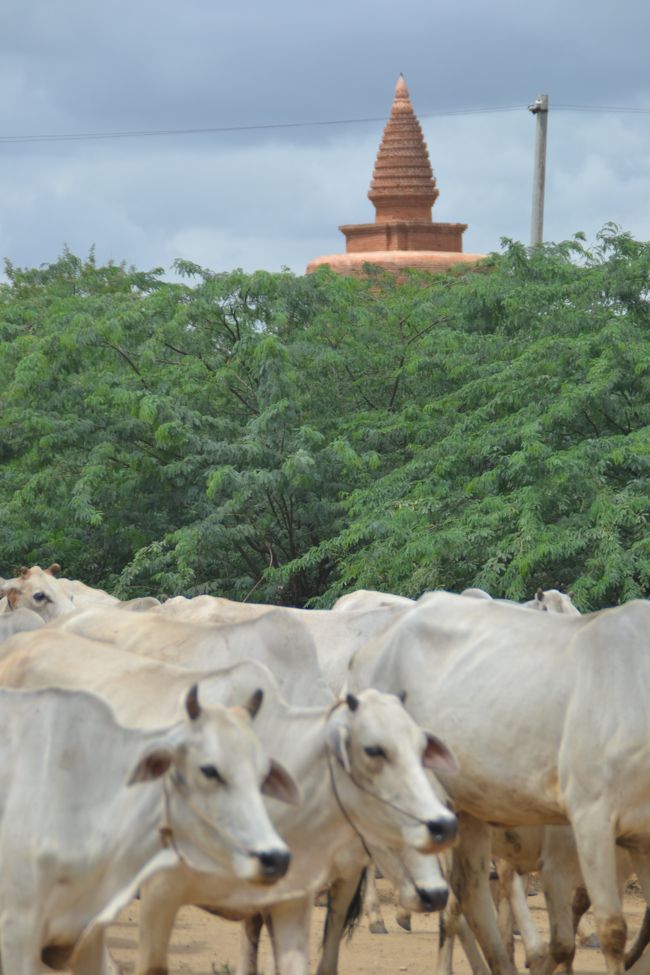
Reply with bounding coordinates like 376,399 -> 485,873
1,0 -> 648,278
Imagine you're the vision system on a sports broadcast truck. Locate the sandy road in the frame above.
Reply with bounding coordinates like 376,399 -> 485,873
104,881 -> 644,975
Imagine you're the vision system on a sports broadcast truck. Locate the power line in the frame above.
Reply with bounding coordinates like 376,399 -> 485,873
0,102 -> 647,146
555,103 -> 650,114
0,106 -> 523,145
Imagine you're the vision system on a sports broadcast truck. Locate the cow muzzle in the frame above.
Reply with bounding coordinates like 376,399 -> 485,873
254,847 -> 291,884
427,814 -> 458,847
416,884 -> 448,912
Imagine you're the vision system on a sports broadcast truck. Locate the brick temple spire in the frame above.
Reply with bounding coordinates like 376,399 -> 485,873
306,75 -> 484,276
368,74 -> 439,222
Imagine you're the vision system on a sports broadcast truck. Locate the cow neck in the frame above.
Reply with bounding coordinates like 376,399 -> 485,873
325,731 -> 374,859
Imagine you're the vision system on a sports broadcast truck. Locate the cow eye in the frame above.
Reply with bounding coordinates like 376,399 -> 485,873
200,764 -> 225,784
33,592 -> 50,603
364,746 -> 387,759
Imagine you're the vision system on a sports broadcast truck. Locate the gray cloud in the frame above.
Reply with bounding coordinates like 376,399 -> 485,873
1,0 -> 648,276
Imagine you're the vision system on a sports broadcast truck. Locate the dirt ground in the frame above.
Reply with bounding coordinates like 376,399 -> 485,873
104,880 -> 646,975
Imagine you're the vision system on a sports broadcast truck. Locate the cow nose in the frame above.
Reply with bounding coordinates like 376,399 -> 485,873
256,849 -> 291,880
417,885 -> 448,912
427,816 -> 458,845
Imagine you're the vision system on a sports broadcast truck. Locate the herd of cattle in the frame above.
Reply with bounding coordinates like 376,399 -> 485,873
0,565 -> 649,975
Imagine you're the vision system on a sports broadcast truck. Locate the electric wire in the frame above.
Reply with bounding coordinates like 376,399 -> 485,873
0,103 -> 647,146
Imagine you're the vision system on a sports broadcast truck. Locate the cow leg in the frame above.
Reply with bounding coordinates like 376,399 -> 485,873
437,897 -> 457,975
236,915 -> 265,975
363,863 -> 388,933
396,907 -> 412,931
0,914 -> 41,975
623,854 -> 650,975
495,860 -> 516,964
570,812 -> 625,975
71,932 -> 122,975
457,913 -> 491,975
536,863 -> 580,975
266,897 -> 312,975
437,889 -> 490,975
626,908 -> 650,969
572,885 -> 591,935
506,871 -> 547,975
450,814 -> 518,975
318,871 -> 365,975
135,876 -> 185,975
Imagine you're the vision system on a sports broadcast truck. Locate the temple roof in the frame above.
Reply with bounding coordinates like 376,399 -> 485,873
305,74 -> 485,276
368,74 -> 439,222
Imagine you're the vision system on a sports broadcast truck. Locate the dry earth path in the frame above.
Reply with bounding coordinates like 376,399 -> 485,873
98,881 -> 645,975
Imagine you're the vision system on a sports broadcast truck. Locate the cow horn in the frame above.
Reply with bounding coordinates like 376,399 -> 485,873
185,683 -> 201,721
244,688 -> 264,720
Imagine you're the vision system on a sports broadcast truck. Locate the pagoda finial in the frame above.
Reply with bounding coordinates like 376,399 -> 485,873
368,74 -> 439,222
395,73 -> 410,101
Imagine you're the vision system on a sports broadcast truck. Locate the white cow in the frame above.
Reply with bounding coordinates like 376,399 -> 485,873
0,564 -> 76,620
0,629 -> 458,975
159,593 -> 274,623
347,592 -> 650,975
0,607 -> 43,643
0,682 -> 296,975
0,563 -> 160,621
361,586 -> 581,944
154,594 -> 409,694
331,589 -> 415,612
522,587 -> 580,615
46,605 -> 334,705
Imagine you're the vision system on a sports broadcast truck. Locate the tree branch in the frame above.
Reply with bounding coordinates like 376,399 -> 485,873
103,343 -> 150,388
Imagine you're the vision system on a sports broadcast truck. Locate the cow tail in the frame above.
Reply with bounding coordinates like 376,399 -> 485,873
342,866 -> 367,940
321,867 -> 368,947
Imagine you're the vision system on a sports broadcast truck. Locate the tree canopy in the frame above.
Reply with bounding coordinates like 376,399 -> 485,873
1,227 -> 648,609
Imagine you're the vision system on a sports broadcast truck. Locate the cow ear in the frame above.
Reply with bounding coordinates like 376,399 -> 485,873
330,724 -> 352,773
244,688 -> 264,720
45,563 -> 61,576
185,684 -> 201,721
5,588 -> 20,610
128,747 -> 173,785
423,733 -> 459,774
20,567 -> 29,578
262,758 -> 301,806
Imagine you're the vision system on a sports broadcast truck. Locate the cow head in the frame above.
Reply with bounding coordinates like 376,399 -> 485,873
532,588 -> 580,615
128,683 -> 299,885
371,842 -> 449,914
1,564 -> 74,621
327,689 -> 458,855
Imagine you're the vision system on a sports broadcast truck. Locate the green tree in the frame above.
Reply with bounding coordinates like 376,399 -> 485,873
1,228 -> 648,610
283,228 -> 650,609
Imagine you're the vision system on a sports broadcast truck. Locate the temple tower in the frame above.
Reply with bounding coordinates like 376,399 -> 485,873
307,75 -> 484,275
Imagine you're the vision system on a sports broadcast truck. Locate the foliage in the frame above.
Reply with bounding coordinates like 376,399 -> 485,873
295,227 -> 650,609
0,227 -> 648,609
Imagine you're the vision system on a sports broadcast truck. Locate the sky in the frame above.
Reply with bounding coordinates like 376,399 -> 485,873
1,0 -> 649,278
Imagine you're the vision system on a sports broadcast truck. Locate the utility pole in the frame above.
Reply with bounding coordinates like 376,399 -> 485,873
528,94 -> 549,246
